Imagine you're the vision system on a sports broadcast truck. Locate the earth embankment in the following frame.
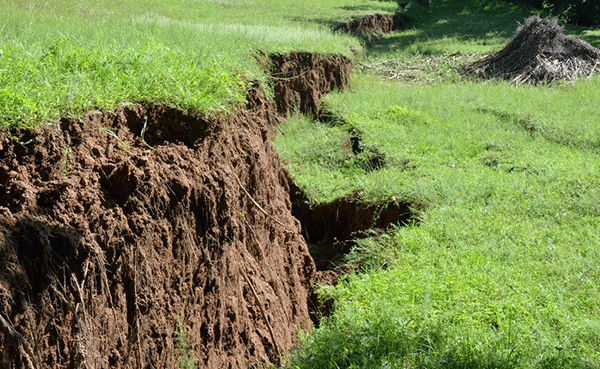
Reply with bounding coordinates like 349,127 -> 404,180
0,52 -> 353,368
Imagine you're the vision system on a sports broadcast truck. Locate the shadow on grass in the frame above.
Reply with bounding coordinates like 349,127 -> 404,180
578,34 -> 600,48
363,1 -> 535,56
339,4 -> 395,12
318,0 -> 537,58
288,2 -> 394,30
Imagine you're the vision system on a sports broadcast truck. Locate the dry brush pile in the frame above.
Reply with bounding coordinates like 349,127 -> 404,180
458,16 -> 600,85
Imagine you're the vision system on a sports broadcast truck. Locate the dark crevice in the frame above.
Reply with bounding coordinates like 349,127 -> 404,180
316,105 -> 349,127
288,181 -> 415,271
316,109 -> 389,172
333,13 -> 411,35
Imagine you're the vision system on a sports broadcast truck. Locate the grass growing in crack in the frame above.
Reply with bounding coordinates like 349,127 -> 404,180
276,2 -> 600,366
175,314 -> 198,369
62,144 -> 72,178
99,127 -> 133,155
139,116 -> 158,152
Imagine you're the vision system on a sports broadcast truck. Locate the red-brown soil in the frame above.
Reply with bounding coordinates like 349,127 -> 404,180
0,83 -> 319,368
0,51 -> 410,368
336,13 -> 410,35
269,52 -> 352,116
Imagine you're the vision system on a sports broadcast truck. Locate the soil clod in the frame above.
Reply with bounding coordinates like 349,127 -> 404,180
268,52 -> 352,116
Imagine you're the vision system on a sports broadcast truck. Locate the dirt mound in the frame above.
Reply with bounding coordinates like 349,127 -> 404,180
0,86 -> 318,368
268,52 -> 352,116
458,16 -> 600,85
336,13 -> 409,35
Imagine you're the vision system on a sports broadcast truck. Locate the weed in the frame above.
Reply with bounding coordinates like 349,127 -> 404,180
175,314 -> 198,369
139,116 -> 157,152
99,127 -> 133,155
62,144 -> 71,178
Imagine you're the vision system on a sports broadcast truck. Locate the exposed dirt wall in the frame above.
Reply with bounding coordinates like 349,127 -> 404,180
269,52 -> 352,116
0,51 -> 356,369
0,88 -> 316,368
335,13 -> 410,35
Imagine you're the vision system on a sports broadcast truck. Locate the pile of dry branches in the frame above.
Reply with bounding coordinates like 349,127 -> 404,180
457,16 -> 600,85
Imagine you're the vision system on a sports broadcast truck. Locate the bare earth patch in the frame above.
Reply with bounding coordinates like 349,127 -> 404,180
0,86 -> 321,368
335,13 -> 410,35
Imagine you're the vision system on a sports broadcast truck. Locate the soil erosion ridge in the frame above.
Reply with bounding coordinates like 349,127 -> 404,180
0,52 -> 351,368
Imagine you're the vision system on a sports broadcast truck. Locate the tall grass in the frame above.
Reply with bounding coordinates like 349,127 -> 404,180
0,0 -> 363,128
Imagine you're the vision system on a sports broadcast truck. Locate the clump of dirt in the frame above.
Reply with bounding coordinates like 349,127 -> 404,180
335,13 -> 410,35
268,52 -> 352,116
0,86 -> 317,368
457,16 -> 600,85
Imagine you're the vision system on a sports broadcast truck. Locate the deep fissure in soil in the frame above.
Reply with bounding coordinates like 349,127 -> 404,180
288,181 -> 414,271
0,49 -> 417,368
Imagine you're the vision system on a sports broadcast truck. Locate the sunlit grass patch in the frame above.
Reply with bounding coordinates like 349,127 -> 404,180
0,35 -> 246,127
132,13 -> 361,55
278,71 -> 600,368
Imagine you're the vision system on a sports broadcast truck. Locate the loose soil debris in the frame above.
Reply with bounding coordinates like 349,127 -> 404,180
458,16 -> 600,85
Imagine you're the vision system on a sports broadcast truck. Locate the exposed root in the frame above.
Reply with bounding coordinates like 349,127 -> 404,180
0,313 -> 36,369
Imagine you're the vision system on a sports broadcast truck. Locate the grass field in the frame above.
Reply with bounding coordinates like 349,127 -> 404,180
3,0 -> 600,368
278,75 -> 600,369
0,0 -> 362,127
273,1 -> 600,368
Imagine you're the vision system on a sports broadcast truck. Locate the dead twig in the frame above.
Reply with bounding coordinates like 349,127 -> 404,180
233,173 -> 286,228
242,271 -> 281,360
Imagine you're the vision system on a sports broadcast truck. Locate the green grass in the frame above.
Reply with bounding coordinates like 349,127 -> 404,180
0,0 -> 364,128
4,0 -> 600,368
175,314 -> 199,369
281,78 -> 600,368
276,2 -> 600,368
